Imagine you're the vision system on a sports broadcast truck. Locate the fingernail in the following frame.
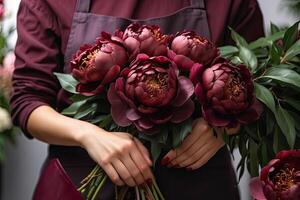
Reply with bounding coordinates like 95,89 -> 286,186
186,167 -> 193,171
161,157 -> 169,166
139,183 -> 147,189
146,179 -> 153,186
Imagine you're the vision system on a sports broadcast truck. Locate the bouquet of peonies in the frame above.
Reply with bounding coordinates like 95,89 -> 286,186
53,22 -> 300,199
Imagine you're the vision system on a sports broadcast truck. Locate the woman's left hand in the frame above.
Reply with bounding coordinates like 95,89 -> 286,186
161,118 -> 225,170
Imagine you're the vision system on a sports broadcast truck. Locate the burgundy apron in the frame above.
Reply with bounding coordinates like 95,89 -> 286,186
48,0 -> 241,199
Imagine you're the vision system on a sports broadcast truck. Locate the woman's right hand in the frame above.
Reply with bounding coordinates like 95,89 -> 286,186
79,122 -> 154,187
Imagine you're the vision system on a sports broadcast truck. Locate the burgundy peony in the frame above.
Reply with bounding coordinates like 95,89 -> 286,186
120,23 -> 169,58
108,54 -> 194,134
250,150 -> 300,200
190,57 -> 262,128
71,32 -> 128,96
168,31 -> 219,71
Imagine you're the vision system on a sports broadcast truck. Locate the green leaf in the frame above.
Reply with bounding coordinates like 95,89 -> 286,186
230,56 -> 243,65
282,39 -> 300,62
90,115 -> 107,124
229,27 -> 249,47
270,23 -> 281,34
171,119 -> 192,148
254,83 -> 275,113
99,114 -> 112,128
248,139 -> 259,177
249,31 -> 285,49
262,68 -> 300,89
283,21 -> 299,51
54,73 -> 79,94
219,46 -> 239,57
285,98 -> 300,111
270,43 -> 282,65
61,100 -> 88,116
74,103 -> 97,119
151,141 -> 163,166
239,46 -> 258,71
274,105 -> 296,148
273,125 -> 289,153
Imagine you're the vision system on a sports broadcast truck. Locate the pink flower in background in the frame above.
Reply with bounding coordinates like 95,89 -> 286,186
0,0 -> 4,20
0,52 -> 15,97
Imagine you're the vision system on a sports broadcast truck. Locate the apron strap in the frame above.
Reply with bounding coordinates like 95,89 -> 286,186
190,0 -> 206,9
75,0 -> 91,13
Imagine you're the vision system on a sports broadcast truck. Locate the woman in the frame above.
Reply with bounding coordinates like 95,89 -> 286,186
11,0 -> 264,199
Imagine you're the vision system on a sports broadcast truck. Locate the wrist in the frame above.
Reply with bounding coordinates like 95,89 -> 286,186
71,120 -> 107,148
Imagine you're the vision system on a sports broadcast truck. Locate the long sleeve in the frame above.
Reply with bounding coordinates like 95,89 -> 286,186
206,0 -> 265,45
10,0 -> 63,137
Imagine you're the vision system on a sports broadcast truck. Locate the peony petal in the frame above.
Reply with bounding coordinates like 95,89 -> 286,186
126,108 -> 141,121
189,63 -> 205,85
107,84 -> 132,127
202,106 -> 230,127
138,105 -> 158,114
149,111 -> 173,124
171,99 -> 194,123
172,76 -> 194,107
173,55 -> 194,71
76,82 -> 104,96
136,119 -> 154,130
194,83 -> 206,104
249,178 -> 267,200
237,99 -> 263,124
202,68 -> 215,90
101,65 -> 121,85
206,80 -> 225,100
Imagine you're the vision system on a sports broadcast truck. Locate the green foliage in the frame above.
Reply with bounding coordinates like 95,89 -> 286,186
220,22 -> 300,177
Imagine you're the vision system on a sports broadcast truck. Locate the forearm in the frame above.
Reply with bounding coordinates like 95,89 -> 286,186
27,105 -> 103,147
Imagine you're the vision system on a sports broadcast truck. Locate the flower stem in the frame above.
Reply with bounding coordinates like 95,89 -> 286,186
91,175 -> 107,200
135,186 -> 141,200
153,181 -> 165,200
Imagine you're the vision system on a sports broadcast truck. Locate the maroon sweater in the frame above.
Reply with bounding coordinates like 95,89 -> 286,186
11,0 -> 264,135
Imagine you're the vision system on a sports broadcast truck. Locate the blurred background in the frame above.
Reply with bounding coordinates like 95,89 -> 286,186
0,0 -> 299,200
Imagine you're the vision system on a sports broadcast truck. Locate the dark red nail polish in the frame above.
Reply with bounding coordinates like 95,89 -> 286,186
161,157 -> 169,165
146,179 -> 153,186
187,167 -> 193,171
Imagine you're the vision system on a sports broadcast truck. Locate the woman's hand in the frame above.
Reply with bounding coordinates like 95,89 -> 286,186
79,124 -> 154,187
161,118 -> 225,170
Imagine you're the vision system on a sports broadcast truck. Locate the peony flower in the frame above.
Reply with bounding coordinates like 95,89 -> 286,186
250,150 -> 300,200
0,2 -> 4,20
190,57 -> 262,128
0,107 -> 12,132
108,54 -> 194,134
0,52 -> 15,98
168,31 -> 219,71
71,32 -> 128,96
120,23 -> 169,58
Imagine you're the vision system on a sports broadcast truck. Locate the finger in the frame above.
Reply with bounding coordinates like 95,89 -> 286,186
121,154 -> 145,185
134,138 -> 152,166
182,140 -> 224,168
180,134 -> 224,168
167,128 -> 213,167
162,118 -> 211,163
130,148 -> 154,181
112,159 -> 136,187
101,163 -> 124,186
180,143 -> 214,168
187,143 -> 223,170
